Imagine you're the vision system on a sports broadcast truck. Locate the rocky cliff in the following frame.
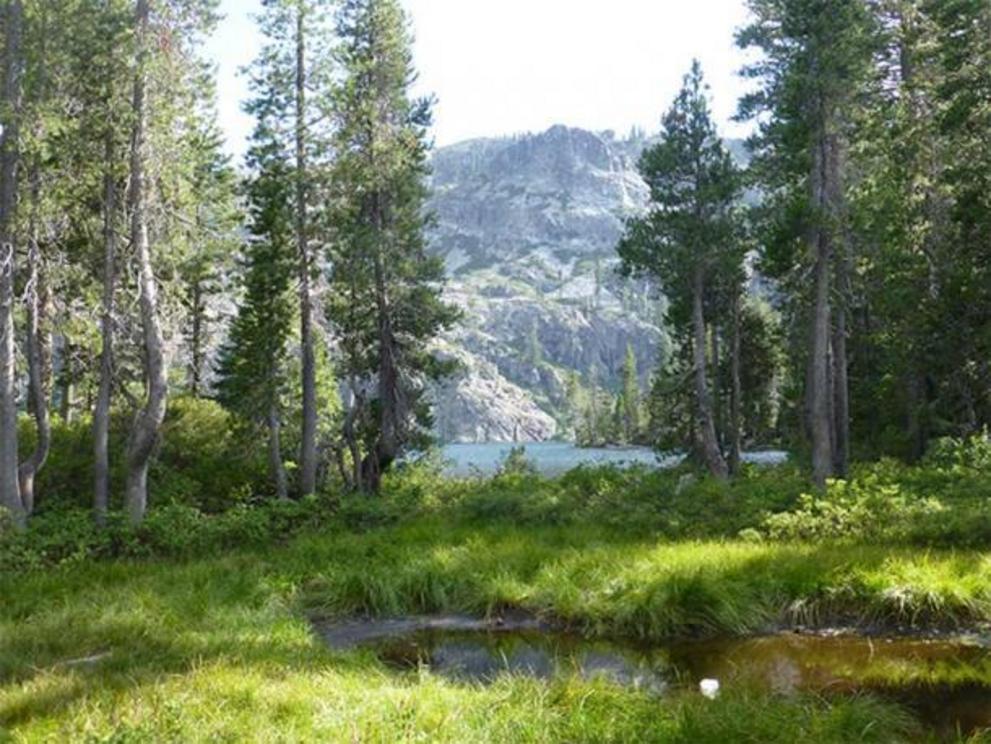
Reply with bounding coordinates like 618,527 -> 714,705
427,126 -> 667,443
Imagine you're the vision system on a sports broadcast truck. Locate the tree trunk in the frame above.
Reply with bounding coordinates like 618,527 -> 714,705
58,352 -> 75,424
188,275 -> 203,396
372,196 -> 401,488
18,169 -> 50,515
94,118 -> 118,525
729,290 -> 743,475
124,0 -> 168,526
809,129 -> 835,488
710,321 -> 722,451
0,0 -> 24,528
295,6 -> 318,497
267,402 -> 288,501
832,266 -> 850,477
692,266 -> 728,479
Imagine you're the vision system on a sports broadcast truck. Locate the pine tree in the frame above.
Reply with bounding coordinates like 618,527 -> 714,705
737,0 -> 875,483
89,0 -> 133,525
619,343 -> 641,443
247,0 -> 336,497
177,94 -> 239,398
0,0 -> 25,528
216,136 -> 295,500
327,0 -> 459,492
618,60 -> 740,479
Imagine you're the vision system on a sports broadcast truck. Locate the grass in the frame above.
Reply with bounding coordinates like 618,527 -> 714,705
3,516 -> 991,741
5,449 -> 991,741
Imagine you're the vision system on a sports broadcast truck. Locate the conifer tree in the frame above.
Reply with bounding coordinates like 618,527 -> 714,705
0,0 -> 25,528
216,136 -> 295,500
619,343 -> 641,443
618,60 -> 740,478
737,0 -> 874,484
327,0 -> 459,492
247,0 -> 335,497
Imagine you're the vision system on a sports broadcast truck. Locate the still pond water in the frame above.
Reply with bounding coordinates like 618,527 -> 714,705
438,441 -> 788,477
316,617 -> 991,738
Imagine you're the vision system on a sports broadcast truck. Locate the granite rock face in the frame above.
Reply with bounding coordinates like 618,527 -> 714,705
427,126 -> 667,443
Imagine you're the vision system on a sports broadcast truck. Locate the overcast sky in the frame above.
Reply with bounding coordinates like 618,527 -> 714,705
206,0 -> 755,158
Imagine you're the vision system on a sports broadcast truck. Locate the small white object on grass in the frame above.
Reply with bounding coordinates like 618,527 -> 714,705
699,678 -> 720,699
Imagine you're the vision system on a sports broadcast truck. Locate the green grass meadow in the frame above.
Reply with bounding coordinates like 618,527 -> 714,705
4,450 -> 991,741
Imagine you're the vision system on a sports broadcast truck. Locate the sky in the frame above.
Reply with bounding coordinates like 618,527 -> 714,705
206,0 -> 755,158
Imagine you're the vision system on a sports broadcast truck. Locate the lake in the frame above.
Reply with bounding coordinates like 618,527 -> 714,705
438,441 -> 787,477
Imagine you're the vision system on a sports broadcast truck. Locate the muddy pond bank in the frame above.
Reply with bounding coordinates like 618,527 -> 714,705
312,615 -> 991,738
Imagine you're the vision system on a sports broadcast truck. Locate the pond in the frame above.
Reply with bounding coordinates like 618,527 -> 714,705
438,441 -> 788,477
314,616 -> 991,737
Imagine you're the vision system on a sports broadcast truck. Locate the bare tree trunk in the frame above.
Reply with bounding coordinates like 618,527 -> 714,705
369,194 -> 401,491
692,266 -> 728,479
18,169 -> 50,515
0,0 -> 24,528
832,263 -> 850,477
58,353 -> 75,424
809,129 -> 834,488
267,402 -> 288,501
295,6 -> 318,497
710,321 -> 722,451
729,290 -> 743,475
188,276 -> 204,396
94,119 -> 118,525
342,384 -> 362,490
124,0 -> 167,526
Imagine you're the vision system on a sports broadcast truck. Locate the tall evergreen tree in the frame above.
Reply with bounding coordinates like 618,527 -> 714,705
247,0 -> 335,497
90,0 -> 133,524
618,60 -> 741,479
619,343 -> 641,443
737,0 -> 875,484
0,0 -> 25,528
327,0 -> 459,492
216,137 -> 295,500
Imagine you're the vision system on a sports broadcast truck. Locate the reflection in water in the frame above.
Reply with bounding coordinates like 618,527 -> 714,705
367,627 -> 991,737
378,631 -> 669,694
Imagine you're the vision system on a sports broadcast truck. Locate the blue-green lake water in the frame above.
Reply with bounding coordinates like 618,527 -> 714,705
438,442 -> 787,477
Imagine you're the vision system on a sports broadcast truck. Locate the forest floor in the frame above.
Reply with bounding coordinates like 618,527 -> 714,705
3,514 -> 991,742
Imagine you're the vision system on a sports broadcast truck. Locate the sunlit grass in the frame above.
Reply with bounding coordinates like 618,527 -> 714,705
3,519 -> 991,740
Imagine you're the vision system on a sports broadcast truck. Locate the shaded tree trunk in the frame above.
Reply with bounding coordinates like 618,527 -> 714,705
94,120 -> 118,525
188,275 -> 204,396
368,193 -> 401,492
692,266 -> 728,479
809,124 -> 836,488
295,6 -> 318,497
18,169 -> 50,515
124,0 -> 167,525
267,402 -> 288,501
58,350 -> 76,424
710,321 -> 722,451
729,290 -> 743,475
0,0 -> 24,528
832,253 -> 851,477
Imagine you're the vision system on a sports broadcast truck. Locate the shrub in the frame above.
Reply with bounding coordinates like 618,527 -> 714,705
762,451 -> 991,547
22,397 -> 271,515
0,496 -> 335,572
923,431 -> 991,472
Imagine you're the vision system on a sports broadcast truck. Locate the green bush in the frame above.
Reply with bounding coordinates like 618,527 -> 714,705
22,397 -> 270,515
762,443 -> 991,547
923,431 -> 991,471
0,496 -> 334,572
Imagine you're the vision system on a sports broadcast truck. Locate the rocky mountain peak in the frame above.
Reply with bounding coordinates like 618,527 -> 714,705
427,125 -> 664,443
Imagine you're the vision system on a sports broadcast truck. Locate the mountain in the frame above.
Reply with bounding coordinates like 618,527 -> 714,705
426,125 -> 668,443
